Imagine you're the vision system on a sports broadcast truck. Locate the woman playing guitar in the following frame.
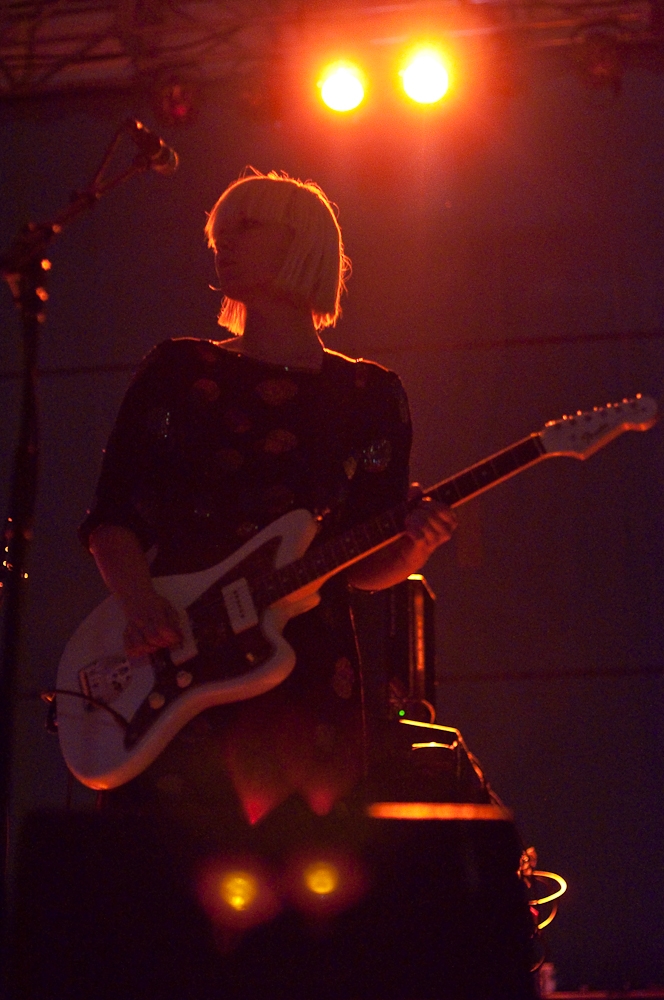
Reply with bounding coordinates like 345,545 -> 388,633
80,171 -> 456,832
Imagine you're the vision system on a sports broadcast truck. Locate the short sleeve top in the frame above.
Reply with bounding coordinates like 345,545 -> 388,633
81,337 -> 412,577
79,337 -> 413,820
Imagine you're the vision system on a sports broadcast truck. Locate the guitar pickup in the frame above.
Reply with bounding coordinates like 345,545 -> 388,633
222,577 -> 259,634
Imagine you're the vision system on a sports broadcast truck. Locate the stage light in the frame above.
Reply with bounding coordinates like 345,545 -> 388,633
318,61 -> 365,112
219,871 -> 258,911
284,850 -> 367,916
304,862 -> 339,896
195,856 -> 281,929
152,73 -> 199,127
400,47 -> 450,104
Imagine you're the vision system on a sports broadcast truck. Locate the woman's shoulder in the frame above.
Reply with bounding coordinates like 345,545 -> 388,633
323,349 -> 409,427
323,348 -> 400,385
134,337 -> 242,376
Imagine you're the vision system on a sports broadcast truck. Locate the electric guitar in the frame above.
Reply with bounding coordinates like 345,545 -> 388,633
56,395 -> 657,789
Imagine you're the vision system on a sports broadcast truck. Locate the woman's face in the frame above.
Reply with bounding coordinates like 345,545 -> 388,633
214,214 -> 294,305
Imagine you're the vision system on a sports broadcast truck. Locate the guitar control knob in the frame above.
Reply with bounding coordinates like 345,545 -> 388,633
176,670 -> 193,688
149,691 -> 166,710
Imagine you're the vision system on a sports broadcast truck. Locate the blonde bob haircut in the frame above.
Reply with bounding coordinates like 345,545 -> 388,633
205,170 -> 350,335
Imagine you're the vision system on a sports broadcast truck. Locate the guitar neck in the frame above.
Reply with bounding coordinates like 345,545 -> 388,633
427,433 -> 545,508
255,433 -> 546,606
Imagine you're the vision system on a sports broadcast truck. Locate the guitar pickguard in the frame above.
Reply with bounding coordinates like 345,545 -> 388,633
57,508 -> 320,788
123,538 -> 282,748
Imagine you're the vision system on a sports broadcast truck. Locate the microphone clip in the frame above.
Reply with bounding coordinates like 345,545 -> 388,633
125,118 -> 179,176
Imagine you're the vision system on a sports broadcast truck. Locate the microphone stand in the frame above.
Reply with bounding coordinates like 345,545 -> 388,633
0,121 -> 174,993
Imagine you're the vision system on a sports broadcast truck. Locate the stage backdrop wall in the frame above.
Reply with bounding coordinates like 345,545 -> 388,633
1,64 -> 663,990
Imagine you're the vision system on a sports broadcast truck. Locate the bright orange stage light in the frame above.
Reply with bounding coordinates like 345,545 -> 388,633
219,871 -> 259,912
400,47 -> 450,104
303,862 -> 339,896
283,850 -> 367,916
318,61 -> 365,112
196,856 -> 281,929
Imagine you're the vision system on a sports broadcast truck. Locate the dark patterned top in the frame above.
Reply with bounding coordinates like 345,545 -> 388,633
81,337 -> 412,829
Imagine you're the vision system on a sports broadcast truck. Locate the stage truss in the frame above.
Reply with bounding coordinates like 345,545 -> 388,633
0,0 -> 660,100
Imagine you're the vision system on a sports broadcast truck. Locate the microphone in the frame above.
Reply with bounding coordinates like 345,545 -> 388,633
125,118 -> 179,176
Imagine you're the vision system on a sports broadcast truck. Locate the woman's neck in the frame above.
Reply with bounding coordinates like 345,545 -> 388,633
224,299 -> 325,371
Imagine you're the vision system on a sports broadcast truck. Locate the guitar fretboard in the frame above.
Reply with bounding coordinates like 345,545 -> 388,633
252,433 -> 545,609
430,434 -> 544,506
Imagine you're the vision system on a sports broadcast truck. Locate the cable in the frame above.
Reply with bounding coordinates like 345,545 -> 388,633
530,870 -> 568,907
40,688 -> 129,730
530,869 -> 567,930
536,902 -> 558,931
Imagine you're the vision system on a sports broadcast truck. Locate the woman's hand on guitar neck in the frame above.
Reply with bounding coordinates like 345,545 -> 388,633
401,486 -> 457,562
347,486 -> 457,592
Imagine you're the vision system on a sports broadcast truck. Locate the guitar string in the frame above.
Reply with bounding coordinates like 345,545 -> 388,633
181,443 -> 544,621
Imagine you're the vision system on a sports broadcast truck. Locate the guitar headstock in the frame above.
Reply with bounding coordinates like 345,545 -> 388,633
540,394 -> 658,458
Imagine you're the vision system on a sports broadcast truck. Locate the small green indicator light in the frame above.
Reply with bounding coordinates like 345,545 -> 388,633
398,709 -> 406,717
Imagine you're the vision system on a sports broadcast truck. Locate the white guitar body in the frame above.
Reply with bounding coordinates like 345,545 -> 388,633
57,509 -> 321,790
56,394 -> 658,791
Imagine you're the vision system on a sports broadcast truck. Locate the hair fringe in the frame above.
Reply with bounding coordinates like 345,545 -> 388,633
218,298 -> 247,336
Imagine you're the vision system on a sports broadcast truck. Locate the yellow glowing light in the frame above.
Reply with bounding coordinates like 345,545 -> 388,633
219,872 -> 258,912
530,870 -> 567,930
400,48 -> 449,104
530,870 -> 568,907
367,802 -> 513,821
318,62 -> 365,112
304,862 -> 339,896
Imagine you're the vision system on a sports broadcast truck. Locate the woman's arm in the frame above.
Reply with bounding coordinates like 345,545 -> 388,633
89,523 -> 183,656
346,496 -> 457,592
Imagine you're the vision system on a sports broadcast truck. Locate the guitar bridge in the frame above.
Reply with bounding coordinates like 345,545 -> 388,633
79,655 -> 133,707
